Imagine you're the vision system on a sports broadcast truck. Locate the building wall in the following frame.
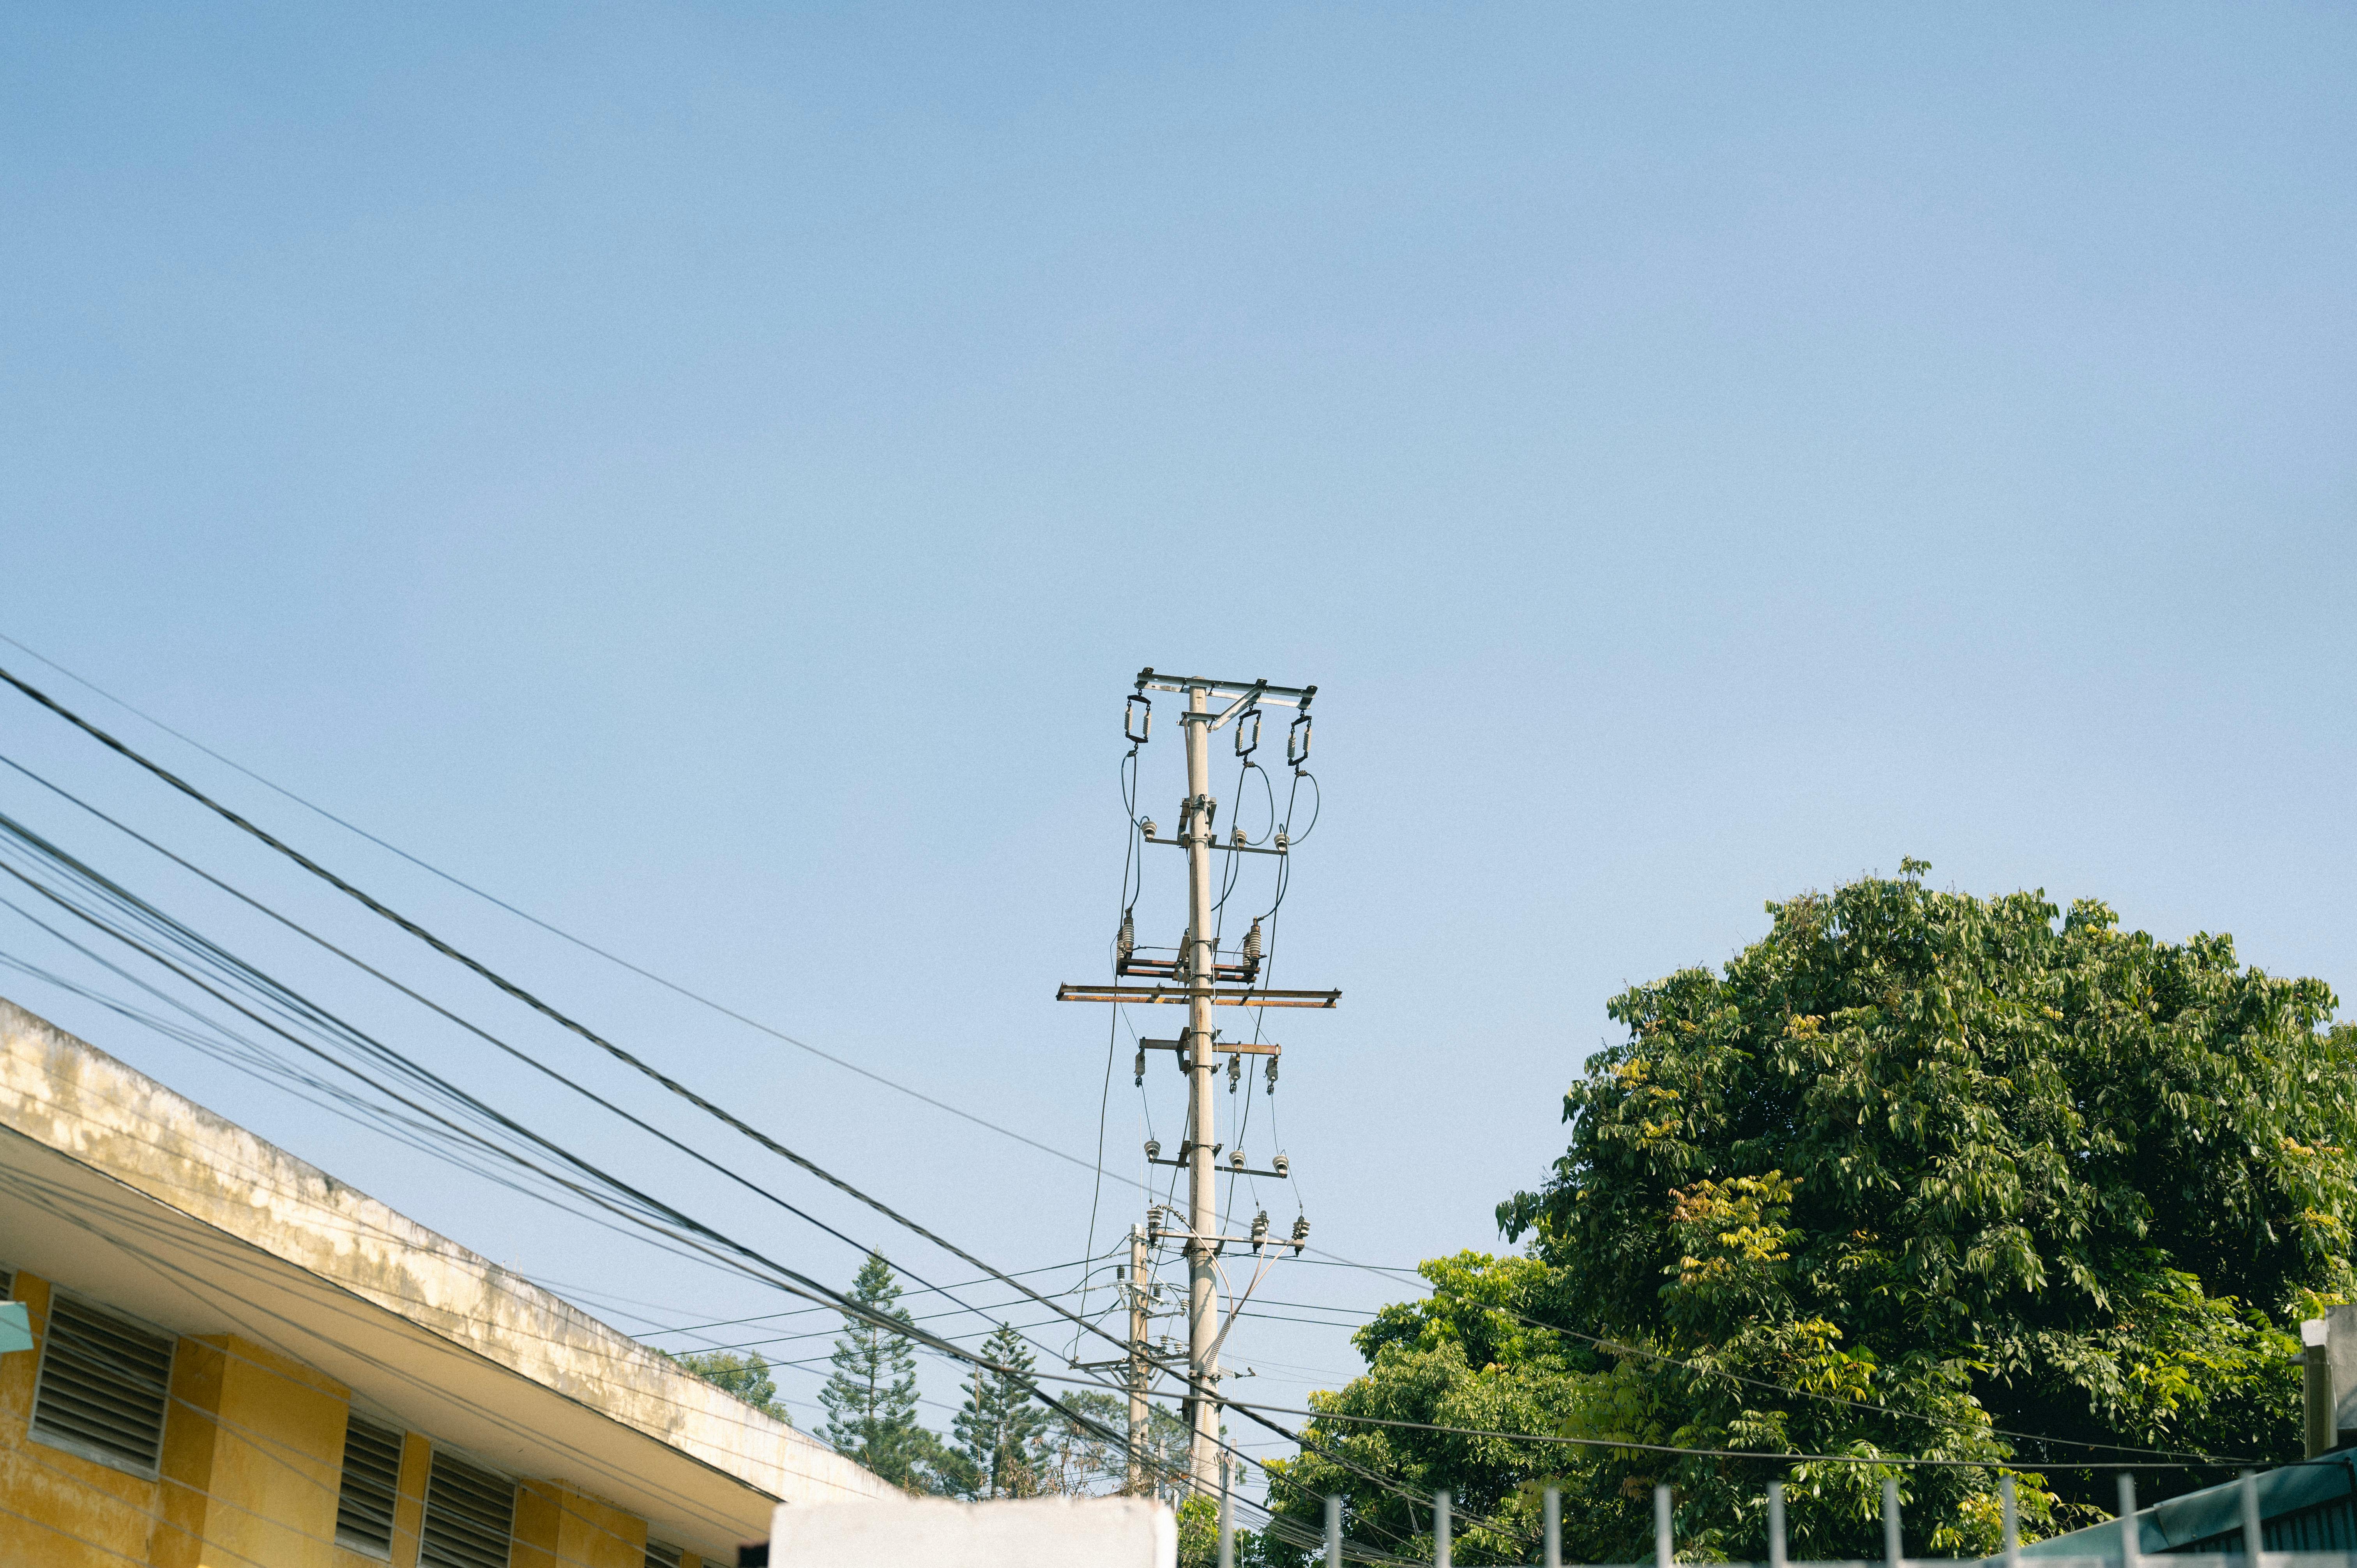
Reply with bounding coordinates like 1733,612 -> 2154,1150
0,996 -> 885,1513
516,1480 -> 648,1568
0,1265 -> 724,1568
157,1334 -> 348,1568
0,1270 -> 163,1567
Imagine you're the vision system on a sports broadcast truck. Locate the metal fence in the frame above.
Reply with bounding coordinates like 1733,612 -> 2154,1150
1270,1471 -> 2297,1568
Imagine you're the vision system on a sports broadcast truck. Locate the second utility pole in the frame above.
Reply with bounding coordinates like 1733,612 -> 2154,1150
1182,680 -> 1222,1493
1127,1224 -> 1150,1494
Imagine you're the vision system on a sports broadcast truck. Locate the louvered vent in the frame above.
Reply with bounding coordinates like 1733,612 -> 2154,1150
421,1449 -> 515,1568
30,1293 -> 173,1475
336,1414 -> 406,1556
645,1543 -> 684,1568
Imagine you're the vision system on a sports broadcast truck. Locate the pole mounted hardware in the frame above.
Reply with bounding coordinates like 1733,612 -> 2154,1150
1055,983 -> 1339,1008
1144,826 -> 1288,858
1135,669 -> 1315,713
1125,692 -> 1153,746
1286,712 -> 1311,770
1136,1036 -> 1278,1057
1112,923 -> 1264,985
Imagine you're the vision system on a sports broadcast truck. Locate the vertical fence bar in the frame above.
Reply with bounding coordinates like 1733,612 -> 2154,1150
1882,1478 -> 1904,1568
2000,1475 -> 2020,1568
1768,1481 -> 1788,1568
1655,1484 -> 1674,1568
1219,1460 -> 1234,1568
2117,1473 -> 2140,1568
1325,1494 -> 1342,1568
2239,1471 -> 2265,1568
1434,1490 -> 1451,1568
1544,1486 -> 1561,1568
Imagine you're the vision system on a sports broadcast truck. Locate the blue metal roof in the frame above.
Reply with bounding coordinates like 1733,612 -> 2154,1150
2022,1456 -> 2357,1559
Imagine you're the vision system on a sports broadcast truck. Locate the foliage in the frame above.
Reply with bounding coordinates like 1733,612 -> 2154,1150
1273,869 -> 2356,1558
1263,1253 -> 1588,1563
1265,1274 -> 1590,1568
1037,1390 -> 1194,1499
667,1349 -> 792,1425
955,1322 -> 1057,1497
819,1254 -> 964,1493
1176,1478 -> 1315,1568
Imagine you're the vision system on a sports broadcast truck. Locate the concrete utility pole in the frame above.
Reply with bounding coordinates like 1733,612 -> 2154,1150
1181,680 -> 1222,1490
1057,667 -> 1334,1497
1127,1224 -> 1150,1495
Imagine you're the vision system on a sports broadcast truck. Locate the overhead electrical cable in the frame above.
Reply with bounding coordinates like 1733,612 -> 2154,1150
0,664 -> 1210,1397
0,822 -> 1184,1463
1,655 -> 2191,1517
0,640 -> 1130,1184
1298,1255 -> 2268,1466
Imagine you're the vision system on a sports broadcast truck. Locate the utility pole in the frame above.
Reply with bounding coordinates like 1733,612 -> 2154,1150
1127,1224 -> 1150,1495
1059,668 -> 1333,1496
1181,679 -> 1222,1490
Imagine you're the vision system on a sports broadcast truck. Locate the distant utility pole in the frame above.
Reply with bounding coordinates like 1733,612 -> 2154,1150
1127,1223 -> 1150,1494
1060,669 -> 1334,1494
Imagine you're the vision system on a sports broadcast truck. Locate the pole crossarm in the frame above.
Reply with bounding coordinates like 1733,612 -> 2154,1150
1145,831 -> 1288,857
1140,1037 -> 1281,1057
1057,984 -> 1339,1008
1134,667 -> 1315,709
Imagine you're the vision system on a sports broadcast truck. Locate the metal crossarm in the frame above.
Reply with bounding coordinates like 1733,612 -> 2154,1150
1057,984 -> 1339,1008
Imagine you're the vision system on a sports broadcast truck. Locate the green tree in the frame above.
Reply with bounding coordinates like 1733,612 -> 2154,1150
820,1254 -> 960,1492
955,1323 -> 1055,1497
1262,1253 -> 1587,1564
1273,869 -> 2357,1560
667,1349 -> 791,1425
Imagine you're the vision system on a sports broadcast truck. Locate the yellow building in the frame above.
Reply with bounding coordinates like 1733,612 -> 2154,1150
0,996 -> 887,1567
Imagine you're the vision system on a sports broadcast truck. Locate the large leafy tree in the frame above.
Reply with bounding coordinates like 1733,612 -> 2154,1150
820,1254 -> 961,1492
1274,868 -> 2357,1561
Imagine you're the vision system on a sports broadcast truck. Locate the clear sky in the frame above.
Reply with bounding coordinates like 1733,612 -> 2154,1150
3,4 -> 2353,1486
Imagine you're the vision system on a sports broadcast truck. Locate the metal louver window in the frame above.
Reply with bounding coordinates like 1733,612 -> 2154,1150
420,1449 -> 516,1568
30,1293 -> 173,1475
645,1543 -> 684,1568
336,1414 -> 406,1556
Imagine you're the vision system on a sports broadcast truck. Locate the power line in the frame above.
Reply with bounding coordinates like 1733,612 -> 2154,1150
0,633 -> 1134,1186
1318,1255 -> 2252,1466
0,664 -> 1209,1406
0,646 -> 2210,1522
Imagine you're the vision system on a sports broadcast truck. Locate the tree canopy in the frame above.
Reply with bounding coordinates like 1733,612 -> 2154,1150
666,1349 -> 791,1425
1272,867 -> 2356,1562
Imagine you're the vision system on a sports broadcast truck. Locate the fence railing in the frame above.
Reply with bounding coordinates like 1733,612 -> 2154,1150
1267,1469 -> 2293,1568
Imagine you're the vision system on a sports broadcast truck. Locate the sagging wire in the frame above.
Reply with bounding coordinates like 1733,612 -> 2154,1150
1081,704 -> 1157,1361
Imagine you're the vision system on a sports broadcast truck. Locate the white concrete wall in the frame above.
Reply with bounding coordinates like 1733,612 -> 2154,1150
771,1495 -> 1178,1568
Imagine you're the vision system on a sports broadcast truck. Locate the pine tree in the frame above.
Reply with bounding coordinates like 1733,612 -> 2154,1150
818,1254 -> 947,1490
952,1322 -> 1052,1498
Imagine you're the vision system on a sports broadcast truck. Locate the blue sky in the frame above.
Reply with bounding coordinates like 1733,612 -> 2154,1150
3,4 -> 2352,1479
